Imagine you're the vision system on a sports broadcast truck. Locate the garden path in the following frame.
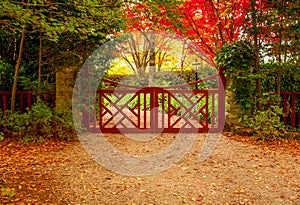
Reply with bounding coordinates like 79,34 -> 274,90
1,133 -> 300,204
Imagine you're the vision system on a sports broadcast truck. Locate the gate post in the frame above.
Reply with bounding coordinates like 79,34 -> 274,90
150,87 -> 159,132
56,66 -> 78,111
218,68 -> 226,132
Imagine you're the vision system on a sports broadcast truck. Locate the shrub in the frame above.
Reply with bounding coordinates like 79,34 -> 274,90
51,106 -> 76,140
1,100 -> 76,143
243,105 -> 285,141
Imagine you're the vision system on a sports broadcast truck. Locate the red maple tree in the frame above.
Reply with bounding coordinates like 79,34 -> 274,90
181,0 -> 251,60
124,0 -> 252,62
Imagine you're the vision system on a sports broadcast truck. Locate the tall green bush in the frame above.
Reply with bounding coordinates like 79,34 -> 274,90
215,40 -> 256,112
1,100 -> 75,143
215,40 -> 295,138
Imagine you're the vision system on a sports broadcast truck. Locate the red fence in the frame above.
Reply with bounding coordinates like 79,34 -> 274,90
0,90 -> 298,130
281,92 -> 300,129
0,91 -> 55,113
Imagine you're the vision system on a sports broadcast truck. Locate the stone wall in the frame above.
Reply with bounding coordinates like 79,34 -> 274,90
55,66 -> 77,111
225,77 -> 245,126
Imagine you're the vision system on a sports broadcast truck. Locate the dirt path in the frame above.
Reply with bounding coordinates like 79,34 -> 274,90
1,133 -> 300,204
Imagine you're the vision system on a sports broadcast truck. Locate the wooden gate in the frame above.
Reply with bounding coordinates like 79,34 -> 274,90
82,73 -> 225,133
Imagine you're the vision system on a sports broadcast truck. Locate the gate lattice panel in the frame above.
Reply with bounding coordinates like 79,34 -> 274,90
96,88 -> 209,133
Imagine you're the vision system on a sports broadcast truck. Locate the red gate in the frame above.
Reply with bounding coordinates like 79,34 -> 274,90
82,73 -> 225,133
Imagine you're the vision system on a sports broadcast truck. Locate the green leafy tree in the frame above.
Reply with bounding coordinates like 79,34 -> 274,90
243,0 -> 300,94
0,0 -> 125,112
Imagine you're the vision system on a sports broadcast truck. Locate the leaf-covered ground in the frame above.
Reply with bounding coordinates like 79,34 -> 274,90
1,133 -> 300,204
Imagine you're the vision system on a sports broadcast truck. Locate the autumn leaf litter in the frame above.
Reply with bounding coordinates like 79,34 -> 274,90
1,132 -> 300,204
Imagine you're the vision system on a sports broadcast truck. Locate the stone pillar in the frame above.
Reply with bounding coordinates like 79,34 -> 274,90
56,66 -> 77,111
225,77 -> 244,126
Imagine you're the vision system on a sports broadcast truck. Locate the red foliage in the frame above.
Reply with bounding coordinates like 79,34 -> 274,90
123,2 -> 180,32
181,0 -> 251,60
124,0 -> 282,61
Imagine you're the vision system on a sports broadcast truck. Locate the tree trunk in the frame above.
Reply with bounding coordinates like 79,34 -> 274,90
11,26 -> 26,113
38,32 -> 42,95
276,17 -> 283,99
251,0 -> 262,111
148,31 -> 156,86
